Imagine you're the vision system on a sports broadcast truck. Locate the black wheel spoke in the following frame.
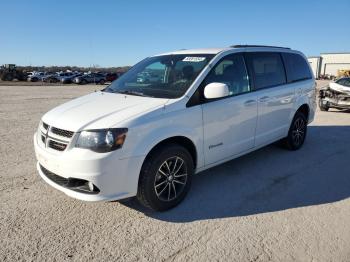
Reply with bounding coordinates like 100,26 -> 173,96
154,156 -> 188,202
292,116 -> 306,147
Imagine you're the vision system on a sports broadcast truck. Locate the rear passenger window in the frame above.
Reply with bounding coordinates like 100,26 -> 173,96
282,53 -> 312,82
246,52 -> 286,90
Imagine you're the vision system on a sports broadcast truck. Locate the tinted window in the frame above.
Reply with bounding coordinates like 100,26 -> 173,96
246,52 -> 286,89
282,53 -> 312,82
202,54 -> 250,96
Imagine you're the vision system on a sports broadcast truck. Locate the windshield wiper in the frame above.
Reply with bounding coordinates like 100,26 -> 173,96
116,90 -> 152,97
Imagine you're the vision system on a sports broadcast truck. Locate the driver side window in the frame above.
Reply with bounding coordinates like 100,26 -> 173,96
204,54 -> 250,96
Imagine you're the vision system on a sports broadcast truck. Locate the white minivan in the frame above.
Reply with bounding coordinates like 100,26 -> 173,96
34,45 -> 316,211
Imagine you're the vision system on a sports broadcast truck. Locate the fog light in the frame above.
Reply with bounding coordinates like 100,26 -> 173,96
88,181 -> 94,191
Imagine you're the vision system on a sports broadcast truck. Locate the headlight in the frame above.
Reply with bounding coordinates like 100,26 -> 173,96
75,128 -> 128,153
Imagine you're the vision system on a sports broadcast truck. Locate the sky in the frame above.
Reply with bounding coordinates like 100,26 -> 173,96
1,0 -> 349,67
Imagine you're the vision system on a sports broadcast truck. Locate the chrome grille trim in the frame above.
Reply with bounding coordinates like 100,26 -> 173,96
51,127 -> 74,138
39,122 -> 75,152
42,122 -> 49,130
48,139 -> 67,151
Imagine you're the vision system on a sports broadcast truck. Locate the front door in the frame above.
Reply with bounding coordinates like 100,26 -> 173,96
201,54 -> 258,165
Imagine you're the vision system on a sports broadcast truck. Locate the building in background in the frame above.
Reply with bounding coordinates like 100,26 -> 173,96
308,52 -> 350,79
308,56 -> 321,79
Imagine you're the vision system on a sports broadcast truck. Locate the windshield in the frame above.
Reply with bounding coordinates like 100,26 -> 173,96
336,77 -> 350,87
104,54 -> 214,98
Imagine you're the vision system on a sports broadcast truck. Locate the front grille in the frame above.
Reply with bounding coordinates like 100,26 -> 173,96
48,140 -> 67,151
39,164 -> 100,194
42,122 -> 49,130
39,122 -> 74,152
51,127 -> 74,138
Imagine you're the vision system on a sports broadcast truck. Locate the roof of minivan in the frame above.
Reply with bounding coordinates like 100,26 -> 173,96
156,48 -> 230,56
155,46 -> 296,56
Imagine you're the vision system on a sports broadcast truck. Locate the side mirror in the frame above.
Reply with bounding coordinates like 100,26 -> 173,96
204,82 -> 230,99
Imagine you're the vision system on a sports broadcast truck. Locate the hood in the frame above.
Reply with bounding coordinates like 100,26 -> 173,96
329,82 -> 350,95
42,91 -> 168,131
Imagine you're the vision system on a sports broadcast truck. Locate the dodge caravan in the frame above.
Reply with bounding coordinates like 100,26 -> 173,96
34,45 -> 316,211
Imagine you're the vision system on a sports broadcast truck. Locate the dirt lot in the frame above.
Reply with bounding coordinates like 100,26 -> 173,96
0,81 -> 349,261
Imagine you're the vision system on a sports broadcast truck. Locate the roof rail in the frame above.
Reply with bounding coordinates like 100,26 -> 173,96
231,45 -> 291,50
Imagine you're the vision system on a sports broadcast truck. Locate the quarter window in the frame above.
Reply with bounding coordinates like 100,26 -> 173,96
282,53 -> 312,82
246,52 -> 286,90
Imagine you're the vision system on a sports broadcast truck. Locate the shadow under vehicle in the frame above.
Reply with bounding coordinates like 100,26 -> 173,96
121,125 -> 350,222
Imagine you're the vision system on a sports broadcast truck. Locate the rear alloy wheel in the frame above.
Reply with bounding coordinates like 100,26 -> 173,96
282,112 -> 307,150
137,144 -> 193,211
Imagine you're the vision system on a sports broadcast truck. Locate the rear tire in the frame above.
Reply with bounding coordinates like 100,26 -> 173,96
137,144 -> 193,211
319,99 -> 329,111
282,111 -> 307,150
99,79 -> 105,85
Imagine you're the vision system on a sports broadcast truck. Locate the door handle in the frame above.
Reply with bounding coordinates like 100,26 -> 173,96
259,96 -> 270,102
244,99 -> 256,106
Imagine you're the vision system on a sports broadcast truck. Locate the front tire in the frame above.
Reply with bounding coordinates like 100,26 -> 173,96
282,111 -> 308,150
319,99 -> 329,111
137,144 -> 193,211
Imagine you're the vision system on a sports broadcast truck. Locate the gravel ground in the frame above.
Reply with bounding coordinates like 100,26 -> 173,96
0,81 -> 349,262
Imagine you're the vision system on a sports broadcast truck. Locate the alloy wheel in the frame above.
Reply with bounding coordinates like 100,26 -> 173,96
292,117 -> 306,146
154,156 -> 188,202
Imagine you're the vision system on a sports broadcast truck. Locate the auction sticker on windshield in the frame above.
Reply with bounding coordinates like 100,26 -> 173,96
182,57 -> 206,62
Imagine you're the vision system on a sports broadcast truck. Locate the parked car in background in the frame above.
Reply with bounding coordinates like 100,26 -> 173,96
105,73 -> 119,82
61,73 -> 83,84
34,45 -> 316,211
43,72 -> 77,83
319,77 -> 350,111
73,73 -> 106,84
27,72 -> 50,82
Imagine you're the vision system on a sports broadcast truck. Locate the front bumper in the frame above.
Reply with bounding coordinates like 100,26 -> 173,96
34,133 -> 145,201
323,97 -> 350,109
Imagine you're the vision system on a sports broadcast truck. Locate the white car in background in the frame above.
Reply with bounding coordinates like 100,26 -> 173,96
27,72 -> 51,82
34,45 -> 316,211
319,77 -> 350,111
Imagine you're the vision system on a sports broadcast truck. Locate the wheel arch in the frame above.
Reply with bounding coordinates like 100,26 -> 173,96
296,103 -> 310,120
142,136 -> 198,170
